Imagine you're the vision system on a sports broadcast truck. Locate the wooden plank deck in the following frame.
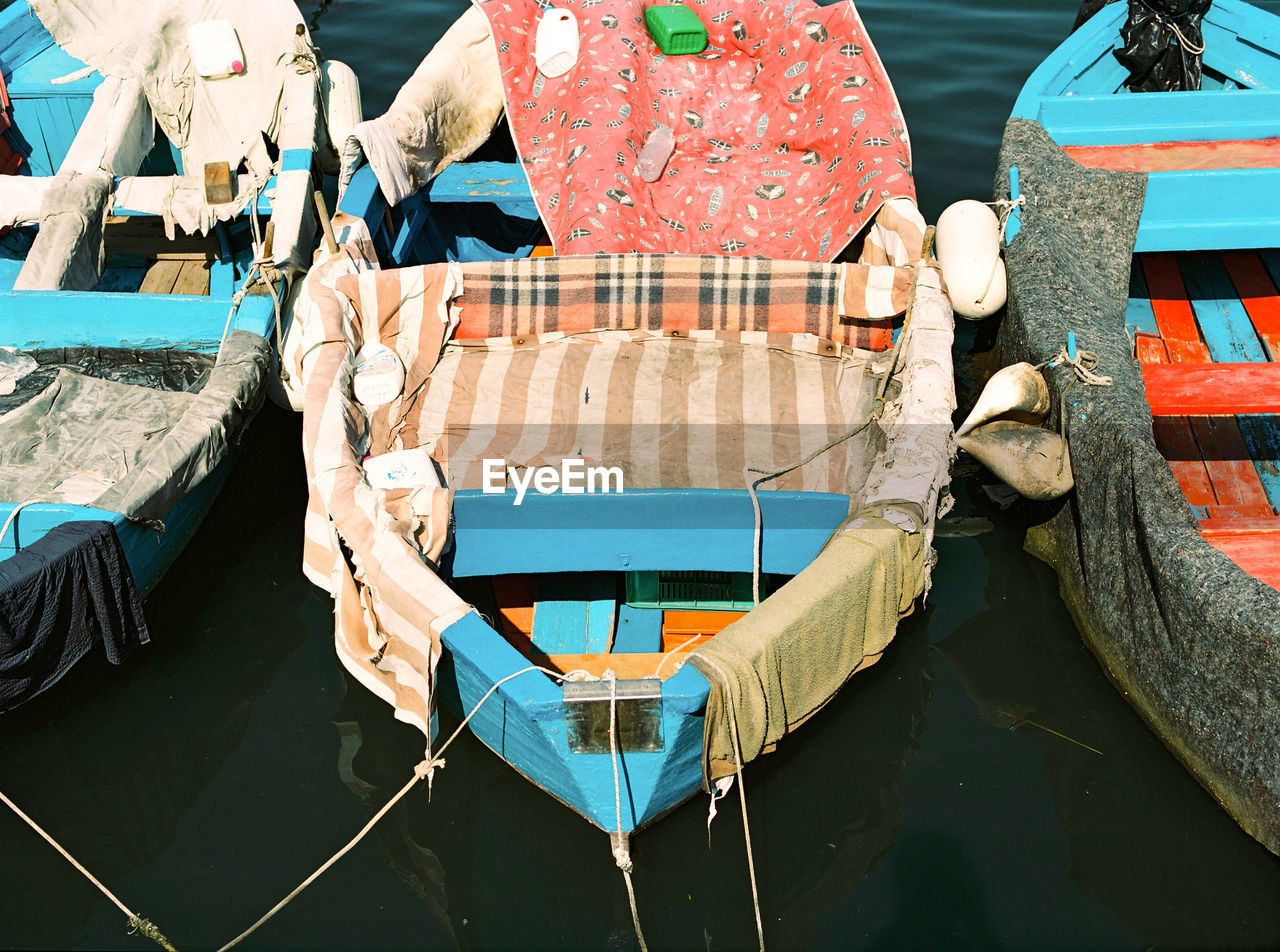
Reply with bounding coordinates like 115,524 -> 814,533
1134,251 -> 1280,588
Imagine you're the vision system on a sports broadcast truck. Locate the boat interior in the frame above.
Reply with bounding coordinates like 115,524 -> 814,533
1127,249 -> 1280,589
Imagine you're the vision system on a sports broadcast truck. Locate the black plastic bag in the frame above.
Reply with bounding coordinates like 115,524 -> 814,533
1114,0 -> 1213,92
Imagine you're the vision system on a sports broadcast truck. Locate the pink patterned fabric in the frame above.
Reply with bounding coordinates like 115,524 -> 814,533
478,0 -> 915,261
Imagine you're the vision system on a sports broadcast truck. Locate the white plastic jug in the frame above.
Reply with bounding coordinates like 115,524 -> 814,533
351,342 -> 405,408
187,21 -> 246,79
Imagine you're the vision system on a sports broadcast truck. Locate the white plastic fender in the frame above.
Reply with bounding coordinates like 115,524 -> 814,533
352,341 -> 406,408
320,60 -> 362,160
936,199 -> 1006,320
535,8 -> 580,78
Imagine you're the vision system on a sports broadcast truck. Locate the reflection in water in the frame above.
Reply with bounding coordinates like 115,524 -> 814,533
936,490 -> 1280,951
0,406 -> 311,949
862,830 -> 1007,952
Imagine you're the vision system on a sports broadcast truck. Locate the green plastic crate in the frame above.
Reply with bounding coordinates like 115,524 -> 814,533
626,571 -> 754,610
643,4 -> 708,55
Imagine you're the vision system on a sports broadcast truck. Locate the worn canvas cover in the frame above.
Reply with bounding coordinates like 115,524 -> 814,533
477,0 -> 914,259
0,331 -> 269,522
996,119 -> 1280,855
31,0 -> 314,182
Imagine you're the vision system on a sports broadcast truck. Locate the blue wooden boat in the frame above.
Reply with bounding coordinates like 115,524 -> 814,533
998,0 -> 1280,853
299,0 -> 956,852
0,0 -> 345,709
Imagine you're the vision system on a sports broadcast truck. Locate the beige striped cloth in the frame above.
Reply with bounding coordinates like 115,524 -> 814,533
296,209 -> 923,750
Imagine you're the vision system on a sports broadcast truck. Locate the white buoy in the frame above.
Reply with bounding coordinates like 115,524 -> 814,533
958,420 -> 1073,501
936,199 -> 1007,320
956,362 -> 1050,437
352,341 -> 406,408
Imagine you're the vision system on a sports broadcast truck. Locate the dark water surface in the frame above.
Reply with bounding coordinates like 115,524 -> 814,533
5,1 -> 1280,949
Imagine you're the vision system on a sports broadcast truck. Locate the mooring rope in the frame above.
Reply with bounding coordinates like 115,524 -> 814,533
696,654 -> 766,952
604,671 -> 649,952
0,788 -> 178,952
1036,343 -> 1112,387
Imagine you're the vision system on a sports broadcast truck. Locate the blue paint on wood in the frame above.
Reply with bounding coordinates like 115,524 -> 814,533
1136,169 -> 1280,253
1178,252 -> 1280,509
0,290 -> 274,349
530,573 -> 617,654
448,488 -> 848,578
1126,263 -> 1159,335
613,604 -> 664,653
280,148 -> 314,174
437,609 -> 710,832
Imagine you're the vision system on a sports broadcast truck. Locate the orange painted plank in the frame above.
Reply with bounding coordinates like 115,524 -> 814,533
544,652 -> 688,681
1204,502 -> 1275,519
1142,254 -> 1204,344
1189,415 -> 1275,511
1143,363 -> 1280,415
1221,251 -> 1280,360
1064,138 -> 1280,173
661,610 -> 744,638
1200,516 -> 1280,536
1138,333 -> 1216,506
1203,532 -> 1280,590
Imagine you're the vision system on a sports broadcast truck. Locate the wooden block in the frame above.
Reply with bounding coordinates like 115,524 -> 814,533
544,651 -> 688,682
137,258 -> 183,295
203,161 -> 234,205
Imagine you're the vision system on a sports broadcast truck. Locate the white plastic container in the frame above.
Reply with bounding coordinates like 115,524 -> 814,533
187,21 -> 246,79
637,125 -> 675,183
935,199 -> 1007,320
351,342 -> 405,408
364,448 -> 441,490
535,8 -> 580,78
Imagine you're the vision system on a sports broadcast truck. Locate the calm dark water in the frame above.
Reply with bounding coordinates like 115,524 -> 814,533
5,1 -> 1280,950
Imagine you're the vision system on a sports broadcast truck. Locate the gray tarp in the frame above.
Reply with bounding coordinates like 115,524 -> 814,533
995,118 -> 1280,855
0,330 -> 269,522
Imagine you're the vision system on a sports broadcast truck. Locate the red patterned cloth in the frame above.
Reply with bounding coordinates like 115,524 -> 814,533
478,0 -> 914,261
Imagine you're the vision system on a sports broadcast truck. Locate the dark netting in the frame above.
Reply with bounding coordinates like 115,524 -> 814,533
0,347 -> 215,416
1115,0 -> 1212,92
994,118 -> 1280,856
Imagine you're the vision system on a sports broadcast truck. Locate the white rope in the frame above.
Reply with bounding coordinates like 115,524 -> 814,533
653,635 -> 701,679
605,671 -> 649,952
697,655 -> 766,952
987,195 -> 1025,239
0,788 -> 177,951
1036,344 -> 1112,387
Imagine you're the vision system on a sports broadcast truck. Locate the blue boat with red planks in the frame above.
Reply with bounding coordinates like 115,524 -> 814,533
996,0 -> 1280,855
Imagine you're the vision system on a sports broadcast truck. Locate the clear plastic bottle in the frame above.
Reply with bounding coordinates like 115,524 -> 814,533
637,125 -> 675,182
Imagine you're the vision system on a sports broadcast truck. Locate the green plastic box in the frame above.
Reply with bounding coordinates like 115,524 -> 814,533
626,571 -> 756,610
644,4 -> 708,55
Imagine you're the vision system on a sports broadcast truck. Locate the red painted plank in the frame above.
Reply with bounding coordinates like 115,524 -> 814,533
1200,516 -> 1280,536
1142,254 -> 1204,345
1203,532 -> 1280,590
1143,363 -> 1280,415
1204,502 -> 1275,519
1190,415 -> 1275,512
1221,251 -> 1280,361
1063,138 -> 1280,173
1137,332 -> 1217,506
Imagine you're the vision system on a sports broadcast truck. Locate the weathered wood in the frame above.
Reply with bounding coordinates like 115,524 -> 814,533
543,651 -> 691,681
172,257 -> 211,297
1144,362 -> 1280,415
1064,138 -> 1280,173
1139,332 -> 1218,506
137,258 -> 183,295
1222,251 -> 1280,360
1199,516 -> 1280,535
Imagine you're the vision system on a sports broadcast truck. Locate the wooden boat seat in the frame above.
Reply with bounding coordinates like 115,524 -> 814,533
1065,139 -> 1280,173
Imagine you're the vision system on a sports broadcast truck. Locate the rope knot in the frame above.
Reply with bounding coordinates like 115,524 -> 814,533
413,757 -> 444,780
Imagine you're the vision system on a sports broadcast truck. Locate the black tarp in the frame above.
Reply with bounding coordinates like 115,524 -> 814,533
994,118 -> 1280,856
1074,0 -> 1211,91
0,520 -> 148,711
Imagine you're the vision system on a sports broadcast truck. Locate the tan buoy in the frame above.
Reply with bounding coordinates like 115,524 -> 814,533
956,361 -> 1050,437
957,420 -> 1073,501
